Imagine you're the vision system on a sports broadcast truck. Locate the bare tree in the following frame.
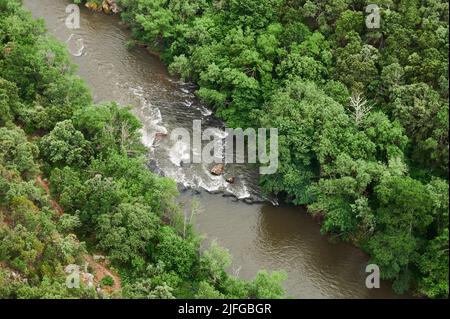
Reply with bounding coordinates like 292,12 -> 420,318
350,92 -> 372,126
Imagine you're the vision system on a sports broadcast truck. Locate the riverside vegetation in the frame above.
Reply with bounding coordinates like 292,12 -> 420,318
75,0 -> 449,298
0,0 -> 287,299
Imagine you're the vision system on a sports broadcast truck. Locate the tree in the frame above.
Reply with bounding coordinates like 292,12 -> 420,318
259,79 -> 370,205
391,83 -> 449,175
417,229 -> 449,298
0,77 -> 22,125
38,120 -> 91,169
365,176 -> 434,293
73,103 -> 145,157
334,32 -> 380,92
154,226 -> 199,279
247,271 -> 286,299
96,202 -> 159,267
0,126 -> 38,178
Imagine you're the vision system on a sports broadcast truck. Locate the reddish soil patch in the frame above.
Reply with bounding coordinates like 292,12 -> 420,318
84,255 -> 122,294
35,175 -> 64,216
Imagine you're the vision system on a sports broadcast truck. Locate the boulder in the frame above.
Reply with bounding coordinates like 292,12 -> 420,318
93,254 -> 105,261
154,132 -> 167,139
110,3 -> 120,13
102,1 -> 111,14
226,176 -> 236,184
210,163 -> 224,176
85,2 -> 102,12
106,0 -> 120,13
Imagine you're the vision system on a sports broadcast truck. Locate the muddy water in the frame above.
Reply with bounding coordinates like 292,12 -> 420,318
24,0 -> 403,298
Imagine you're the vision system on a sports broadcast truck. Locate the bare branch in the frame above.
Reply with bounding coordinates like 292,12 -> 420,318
350,92 -> 372,126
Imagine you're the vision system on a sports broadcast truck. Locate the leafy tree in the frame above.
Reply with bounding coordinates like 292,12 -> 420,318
247,271 -> 287,299
96,202 -> 159,267
0,126 -> 38,178
365,176 -> 434,293
73,103 -> 145,157
391,83 -> 449,175
417,229 -> 449,298
0,77 -> 22,125
38,120 -> 91,169
154,226 -> 199,279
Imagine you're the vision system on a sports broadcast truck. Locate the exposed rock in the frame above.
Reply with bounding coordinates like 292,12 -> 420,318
206,189 -> 222,195
177,183 -> 188,193
96,287 -> 105,299
85,1 -> 102,12
210,163 -> 224,176
244,198 -> 254,204
81,272 -> 95,288
107,0 -> 120,13
146,159 -> 166,176
154,132 -> 167,139
93,254 -> 105,261
86,1 -> 119,14
102,1 -> 111,14
226,176 -> 236,184
146,158 -> 158,171
8,270 -> 28,284
222,190 -> 235,197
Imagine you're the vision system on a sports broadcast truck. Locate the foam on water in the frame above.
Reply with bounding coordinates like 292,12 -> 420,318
169,140 -> 191,167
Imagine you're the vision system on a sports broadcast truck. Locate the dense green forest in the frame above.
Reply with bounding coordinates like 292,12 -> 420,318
1,0 -> 448,299
0,0 -> 287,298
73,0 -> 448,298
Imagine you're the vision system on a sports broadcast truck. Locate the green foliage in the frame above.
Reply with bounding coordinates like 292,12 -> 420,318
38,120 -> 91,170
417,228 -> 449,298
100,275 -> 115,287
154,226 -> 199,279
0,126 -> 39,179
0,77 -> 21,125
5,0 -> 446,299
0,8 -> 91,131
247,271 -> 287,299
96,202 -> 159,267
73,102 -> 145,157
391,83 -> 449,175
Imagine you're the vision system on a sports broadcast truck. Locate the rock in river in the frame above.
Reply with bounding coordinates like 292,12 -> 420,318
85,1 -> 102,12
226,176 -> 236,184
210,163 -> 224,176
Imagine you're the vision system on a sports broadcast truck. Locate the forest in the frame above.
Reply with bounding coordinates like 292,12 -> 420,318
0,0 -> 286,298
0,0 -> 448,299
77,0 -> 448,298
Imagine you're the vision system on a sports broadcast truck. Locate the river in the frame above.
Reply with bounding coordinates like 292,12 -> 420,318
24,0 -> 404,298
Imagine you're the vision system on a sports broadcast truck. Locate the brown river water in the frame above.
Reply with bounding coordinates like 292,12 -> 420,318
24,0 -> 406,298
